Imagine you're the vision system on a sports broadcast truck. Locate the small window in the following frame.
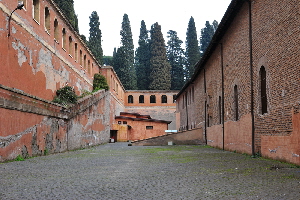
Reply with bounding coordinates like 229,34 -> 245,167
62,28 -> 66,49
44,7 -> 50,33
146,126 -> 153,130
260,66 -> 268,114
219,96 -> 222,124
79,50 -> 83,66
118,121 -> 121,124
234,85 -> 239,121
84,55 -> 87,69
74,43 -> 78,61
161,95 -> 167,103
128,95 -> 133,103
139,95 -> 144,103
173,95 -> 176,103
54,19 -> 59,42
88,60 -> 91,74
123,121 -> 127,125
69,36 -> 73,56
33,0 -> 40,23
150,95 -> 156,103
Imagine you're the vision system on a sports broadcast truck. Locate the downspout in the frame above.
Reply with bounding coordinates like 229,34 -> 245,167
204,69 -> 207,144
220,43 -> 225,150
247,0 -> 255,156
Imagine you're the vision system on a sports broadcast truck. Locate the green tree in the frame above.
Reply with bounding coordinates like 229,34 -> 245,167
200,21 -> 216,55
103,56 -> 113,66
115,14 -> 137,90
186,17 -> 200,80
88,11 -> 103,65
135,20 -> 151,90
167,30 -> 186,90
53,0 -> 79,32
93,73 -> 109,91
149,23 -> 171,90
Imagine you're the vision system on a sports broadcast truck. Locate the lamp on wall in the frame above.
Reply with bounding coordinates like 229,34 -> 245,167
8,1 -> 24,37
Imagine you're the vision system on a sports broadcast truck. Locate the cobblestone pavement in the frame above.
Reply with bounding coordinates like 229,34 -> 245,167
1,143 -> 300,200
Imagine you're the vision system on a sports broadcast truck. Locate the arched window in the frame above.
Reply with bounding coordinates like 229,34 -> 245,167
234,85 -> 239,121
44,7 -> 50,33
33,0 -> 40,23
62,28 -> 66,49
128,95 -> 133,103
54,19 -> 59,42
260,66 -> 268,114
69,36 -> 73,56
161,95 -> 167,103
139,95 -> 144,103
150,95 -> 156,103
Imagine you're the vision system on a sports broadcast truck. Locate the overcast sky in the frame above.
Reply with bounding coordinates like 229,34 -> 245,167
74,0 -> 232,56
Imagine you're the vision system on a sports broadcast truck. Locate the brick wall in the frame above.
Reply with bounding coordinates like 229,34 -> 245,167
176,0 -> 300,164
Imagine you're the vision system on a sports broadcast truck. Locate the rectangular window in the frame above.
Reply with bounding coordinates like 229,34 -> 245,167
146,126 -> 153,130
44,7 -> 50,33
33,0 -> 40,23
123,121 -> 127,125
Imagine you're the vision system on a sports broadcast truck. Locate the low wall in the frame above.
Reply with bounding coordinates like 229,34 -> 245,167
261,109 -> 300,165
0,85 -> 110,161
207,114 -> 252,154
132,128 -> 205,146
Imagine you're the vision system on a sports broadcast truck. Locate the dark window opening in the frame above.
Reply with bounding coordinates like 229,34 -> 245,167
44,7 -> 50,32
260,66 -> 268,114
128,95 -> 133,103
234,85 -> 239,121
219,96 -> 222,124
118,121 -> 121,124
150,95 -> 156,103
173,95 -> 176,103
139,95 -> 144,103
146,126 -> 153,130
161,95 -> 167,103
123,121 -> 127,124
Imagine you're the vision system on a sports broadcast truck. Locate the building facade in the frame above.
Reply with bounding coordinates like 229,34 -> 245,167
176,0 -> 300,165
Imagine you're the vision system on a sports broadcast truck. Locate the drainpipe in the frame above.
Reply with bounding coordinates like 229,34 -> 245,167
204,69 -> 207,144
220,43 -> 225,150
247,0 -> 255,156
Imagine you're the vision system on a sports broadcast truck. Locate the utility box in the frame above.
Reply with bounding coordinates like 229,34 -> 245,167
168,141 -> 173,145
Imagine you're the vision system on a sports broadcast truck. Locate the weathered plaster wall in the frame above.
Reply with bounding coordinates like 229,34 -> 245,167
0,86 -> 111,161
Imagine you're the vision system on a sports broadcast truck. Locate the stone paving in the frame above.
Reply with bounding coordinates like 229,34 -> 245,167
1,143 -> 300,200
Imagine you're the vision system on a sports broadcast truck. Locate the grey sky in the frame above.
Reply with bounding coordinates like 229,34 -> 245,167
74,0 -> 232,56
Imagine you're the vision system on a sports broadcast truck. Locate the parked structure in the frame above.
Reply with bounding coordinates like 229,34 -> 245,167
176,0 -> 300,165
113,112 -> 171,142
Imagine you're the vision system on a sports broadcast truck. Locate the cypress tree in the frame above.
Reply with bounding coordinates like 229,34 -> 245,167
200,21 -> 216,55
116,14 -> 137,90
88,11 -> 103,65
53,0 -> 79,32
149,23 -> 171,90
186,17 -> 201,80
167,30 -> 186,90
135,20 -> 151,90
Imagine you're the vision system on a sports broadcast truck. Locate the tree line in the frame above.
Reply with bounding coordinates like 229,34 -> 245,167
53,0 -> 218,90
